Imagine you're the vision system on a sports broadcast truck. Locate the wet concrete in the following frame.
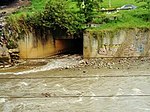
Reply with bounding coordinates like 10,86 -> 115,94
0,55 -> 150,112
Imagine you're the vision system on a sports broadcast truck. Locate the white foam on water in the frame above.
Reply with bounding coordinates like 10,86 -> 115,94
0,55 -> 82,75
132,88 -> 142,94
19,82 -> 28,86
116,88 -> 124,95
0,98 -> 6,103
72,97 -> 83,103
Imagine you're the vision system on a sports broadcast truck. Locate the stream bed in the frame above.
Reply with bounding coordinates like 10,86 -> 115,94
0,54 -> 150,112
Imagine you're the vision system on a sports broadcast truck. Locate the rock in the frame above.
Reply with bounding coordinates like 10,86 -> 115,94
0,44 -> 10,58
0,6 -> 7,10
65,66 -> 69,69
107,62 -> 111,66
108,66 -> 113,69
8,48 -> 19,53
79,60 -> 85,64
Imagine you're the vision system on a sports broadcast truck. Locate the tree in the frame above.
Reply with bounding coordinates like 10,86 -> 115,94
76,0 -> 103,23
27,0 -> 85,35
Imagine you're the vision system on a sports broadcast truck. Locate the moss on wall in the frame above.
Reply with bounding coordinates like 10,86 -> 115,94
84,28 -> 150,58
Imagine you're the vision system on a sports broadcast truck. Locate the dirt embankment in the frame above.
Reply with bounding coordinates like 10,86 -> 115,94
0,0 -> 30,67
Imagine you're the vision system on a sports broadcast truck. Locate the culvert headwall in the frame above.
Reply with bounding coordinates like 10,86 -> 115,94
84,28 -> 150,58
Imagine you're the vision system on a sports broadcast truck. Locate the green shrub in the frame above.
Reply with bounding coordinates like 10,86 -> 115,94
26,0 -> 85,35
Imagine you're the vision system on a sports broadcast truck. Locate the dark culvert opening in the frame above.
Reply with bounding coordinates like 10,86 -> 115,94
55,38 -> 83,55
65,38 -> 83,55
52,29 -> 83,55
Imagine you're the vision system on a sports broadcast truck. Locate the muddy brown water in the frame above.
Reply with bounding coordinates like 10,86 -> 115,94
0,55 -> 150,112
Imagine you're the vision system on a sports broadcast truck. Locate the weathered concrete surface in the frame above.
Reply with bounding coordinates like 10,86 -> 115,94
84,28 -> 150,58
0,60 -> 150,112
18,32 -> 77,58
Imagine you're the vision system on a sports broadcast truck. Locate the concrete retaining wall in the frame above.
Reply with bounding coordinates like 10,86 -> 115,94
18,32 -> 75,58
84,28 -> 150,58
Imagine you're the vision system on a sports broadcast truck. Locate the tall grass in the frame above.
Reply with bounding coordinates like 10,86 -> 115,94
90,8 -> 150,31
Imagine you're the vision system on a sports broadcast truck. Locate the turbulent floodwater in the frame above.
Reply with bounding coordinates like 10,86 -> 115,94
0,55 -> 150,112
0,54 -> 82,75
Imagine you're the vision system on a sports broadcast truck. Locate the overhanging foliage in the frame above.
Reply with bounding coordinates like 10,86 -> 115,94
26,0 -> 86,35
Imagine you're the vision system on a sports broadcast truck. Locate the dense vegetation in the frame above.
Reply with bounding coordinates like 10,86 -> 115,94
6,0 -> 150,36
136,0 -> 150,9
90,0 -> 150,31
